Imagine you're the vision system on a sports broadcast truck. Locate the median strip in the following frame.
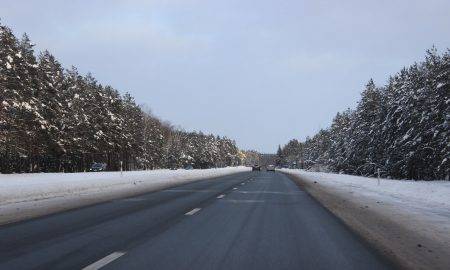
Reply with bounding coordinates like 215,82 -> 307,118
82,251 -> 126,270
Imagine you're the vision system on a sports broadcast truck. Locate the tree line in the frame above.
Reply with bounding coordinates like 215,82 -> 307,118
0,22 -> 243,173
277,48 -> 449,180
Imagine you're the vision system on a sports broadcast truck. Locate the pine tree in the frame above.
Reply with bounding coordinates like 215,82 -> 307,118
347,79 -> 384,175
36,50 -> 66,170
280,49 -> 448,180
1,26 -> 40,172
0,21 -> 245,173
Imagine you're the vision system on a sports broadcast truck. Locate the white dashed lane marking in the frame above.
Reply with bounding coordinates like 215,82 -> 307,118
163,189 -> 216,193
223,199 -> 265,203
185,208 -> 201,216
82,252 -> 126,270
217,194 -> 225,199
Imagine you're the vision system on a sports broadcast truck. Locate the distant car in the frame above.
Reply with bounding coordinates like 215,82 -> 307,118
184,165 -> 194,170
252,165 -> 261,171
266,165 -> 275,172
90,162 -> 107,172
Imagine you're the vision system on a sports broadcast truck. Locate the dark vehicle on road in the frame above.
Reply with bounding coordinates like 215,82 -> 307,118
252,165 -> 261,171
266,165 -> 275,172
90,162 -> 107,172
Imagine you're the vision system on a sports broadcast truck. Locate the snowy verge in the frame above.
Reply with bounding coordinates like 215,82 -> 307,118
0,167 -> 249,225
281,169 -> 450,270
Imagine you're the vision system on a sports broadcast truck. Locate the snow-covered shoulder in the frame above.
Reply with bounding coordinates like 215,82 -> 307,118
0,167 -> 249,225
281,169 -> 450,270
281,169 -> 450,208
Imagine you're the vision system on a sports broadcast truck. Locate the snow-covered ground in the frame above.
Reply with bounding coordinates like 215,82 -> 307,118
281,169 -> 449,210
281,169 -> 450,270
0,167 -> 249,225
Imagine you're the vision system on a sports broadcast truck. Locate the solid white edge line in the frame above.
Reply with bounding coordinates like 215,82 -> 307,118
82,251 -> 126,270
185,208 -> 201,216
217,194 -> 225,199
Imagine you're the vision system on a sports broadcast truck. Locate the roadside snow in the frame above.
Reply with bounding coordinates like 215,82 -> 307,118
280,169 -> 450,232
281,169 -> 449,209
281,169 -> 450,270
0,167 -> 249,224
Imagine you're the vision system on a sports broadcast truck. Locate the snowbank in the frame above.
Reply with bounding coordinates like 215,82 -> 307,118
281,169 -> 450,270
0,167 -> 249,225
284,170 -> 449,208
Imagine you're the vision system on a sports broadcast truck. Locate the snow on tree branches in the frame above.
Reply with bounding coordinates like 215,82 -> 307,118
277,48 -> 449,180
0,22 -> 242,173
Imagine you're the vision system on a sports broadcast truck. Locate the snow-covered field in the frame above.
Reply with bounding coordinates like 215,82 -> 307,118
0,167 -> 249,225
281,169 -> 450,270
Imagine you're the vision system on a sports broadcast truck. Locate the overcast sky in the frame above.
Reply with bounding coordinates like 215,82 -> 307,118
2,0 -> 450,152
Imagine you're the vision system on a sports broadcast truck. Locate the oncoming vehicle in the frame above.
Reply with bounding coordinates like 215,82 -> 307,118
252,165 -> 261,171
266,165 -> 275,172
90,162 -> 107,172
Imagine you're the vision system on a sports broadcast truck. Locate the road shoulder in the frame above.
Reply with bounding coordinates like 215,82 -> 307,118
0,168 -> 249,226
284,172 -> 449,270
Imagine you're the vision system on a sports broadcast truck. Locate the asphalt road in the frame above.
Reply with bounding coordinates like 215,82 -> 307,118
0,171 -> 393,270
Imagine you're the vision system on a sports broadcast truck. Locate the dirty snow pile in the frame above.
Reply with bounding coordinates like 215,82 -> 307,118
0,167 -> 249,224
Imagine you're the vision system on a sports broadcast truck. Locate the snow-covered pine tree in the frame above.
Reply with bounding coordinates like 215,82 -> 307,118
140,109 -> 169,169
347,79 -> 384,176
434,50 -> 450,180
101,85 -> 127,170
280,49 -> 449,180
120,93 -> 144,170
0,21 -> 245,173
37,50 -> 66,170
62,67 -> 94,171
328,109 -> 353,173
0,26 -> 40,172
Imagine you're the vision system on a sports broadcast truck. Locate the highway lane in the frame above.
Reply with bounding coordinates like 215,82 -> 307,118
0,171 -> 393,270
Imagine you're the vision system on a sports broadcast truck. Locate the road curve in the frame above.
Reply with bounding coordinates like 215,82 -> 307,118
0,171 -> 393,270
